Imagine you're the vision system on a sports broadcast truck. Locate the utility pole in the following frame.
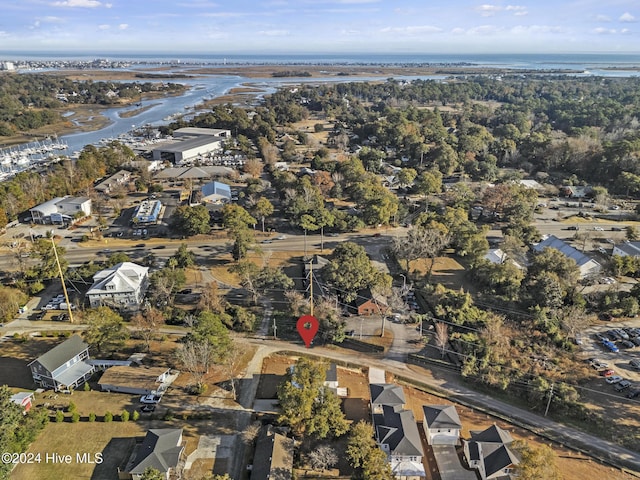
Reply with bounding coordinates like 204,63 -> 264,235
51,236 -> 74,324
308,259 -> 314,317
544,382 -> 554,417
272,317 -> 277,339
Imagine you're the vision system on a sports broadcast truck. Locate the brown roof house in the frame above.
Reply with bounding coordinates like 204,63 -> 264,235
28,334 -> 94,392
98,366 -> 175,396
463,424 -> 520,480
354,288 -> 389,316
250,425 -> 294,480
120,429 -> 184,480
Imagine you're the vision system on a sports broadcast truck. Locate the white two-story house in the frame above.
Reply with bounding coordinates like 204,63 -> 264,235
422,404 -> 462,446
86,262 -> 149,310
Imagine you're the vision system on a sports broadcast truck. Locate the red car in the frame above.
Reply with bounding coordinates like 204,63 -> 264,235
601,369 -> 616,377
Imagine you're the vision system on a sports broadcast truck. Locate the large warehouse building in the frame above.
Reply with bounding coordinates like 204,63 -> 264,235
152,128 -> 231,164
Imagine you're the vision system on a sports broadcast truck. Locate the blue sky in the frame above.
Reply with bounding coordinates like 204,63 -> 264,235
1,0 -> 639,54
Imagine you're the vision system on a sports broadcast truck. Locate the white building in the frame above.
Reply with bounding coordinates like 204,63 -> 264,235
29,196 -> 91,224
86,262 -> 149,309
533,235 -> 601,279
152,128 -> 230,164
612,242 -> 640,258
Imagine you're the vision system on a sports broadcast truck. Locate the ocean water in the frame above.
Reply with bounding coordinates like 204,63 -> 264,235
2,52 -> 640,70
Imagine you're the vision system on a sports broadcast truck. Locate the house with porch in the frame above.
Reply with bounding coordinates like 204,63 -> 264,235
98,366 -> 175,396
86,262 -> 149,309
28,334 -> 94,392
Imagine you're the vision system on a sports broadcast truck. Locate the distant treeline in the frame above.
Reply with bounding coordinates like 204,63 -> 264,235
0,73 -> 185,137
271,70 -> 312,77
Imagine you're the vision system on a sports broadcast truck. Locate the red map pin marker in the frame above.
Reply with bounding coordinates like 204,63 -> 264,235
296,315 -> 319,348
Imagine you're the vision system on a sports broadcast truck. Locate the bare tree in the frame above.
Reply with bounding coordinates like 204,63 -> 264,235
434,321 -> 448,358
285,290 -> 307,317
308,445 -> 339,472
175,341 -> 215,391
558,305 -> 591,342
198,281 -> 226,314
392,226 -> 450,276
221,340 -> 243,400
131,307 -> 163,351
242,422 -> 261,445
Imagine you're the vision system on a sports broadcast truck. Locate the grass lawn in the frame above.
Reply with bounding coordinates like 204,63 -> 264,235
209,250 -> 308,286
11,421 -> 146,480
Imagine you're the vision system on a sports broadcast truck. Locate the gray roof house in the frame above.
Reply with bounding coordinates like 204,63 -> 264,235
613,241 -> 640,258
374,404 -> 426,479
422,405 -> 462,446
251,425 -> 294,480
122,429 -> 184,480
86,262 -> 149,310
370,383 -> 406,414
27,334 -> 94,392
463,425 -> 520,480
533,235 -> 601,278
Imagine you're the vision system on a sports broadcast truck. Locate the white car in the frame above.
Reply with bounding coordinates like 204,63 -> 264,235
275,235 -> 287,240
140,394 -> 162,404
593,226 -> 604,231
606,375 -> 623,384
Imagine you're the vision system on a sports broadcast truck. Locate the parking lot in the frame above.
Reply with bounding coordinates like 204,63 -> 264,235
582,320 -> 640,396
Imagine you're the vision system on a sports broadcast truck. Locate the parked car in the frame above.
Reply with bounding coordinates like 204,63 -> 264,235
630,359 -> 640,370
631,337 -> 640,347
601,368 -> 616,377
615,380 -> 632,392
589,358 -> 608,368
602,340 -> 619,353
178,288 -> 192,295
620,339 -> 635,349
35,311 -> 46,320
606,375 -> 623,384
615,328 -> 629,340
627,388 -> 640,399
140,404 -> 156,413
140,395 -> 162,404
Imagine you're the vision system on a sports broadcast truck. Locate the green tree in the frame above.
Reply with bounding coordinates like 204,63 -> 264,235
222,204 -> 256,233
0,286 -> 28,323
171,243 -> 195,268
277,358 -> 348,438
186,311 -> 232,358
251,197 -> 274,233
414,169 -> 443,197
26,238 -> 68,282
299,213 -> 319,258
627,225 -> 639,241
397,167 -> 417,188
324,242 -> 391,302
171,205 -> 211,236
140,467 -> 165,480
346,421 -> 393,480
512,440 -> 561,480
82,307 -> 129,354
105,251 -> 131,267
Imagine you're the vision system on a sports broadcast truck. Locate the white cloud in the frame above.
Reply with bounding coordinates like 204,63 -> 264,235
451,27 -> 466,35
506,5 -> 528,16
257,29 -> 289,36
620,12 -> 636,22
98,24 -> 110,30
593,27 -> 617,34
380,25 -> 443,35
477,4 -> 501,17
467,25 -> 503,35
118,24 -> 128,30
511,25 -> 564,34
340,29 -> 361,35
52,0 -> 102,7
595,14 -> 611,22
